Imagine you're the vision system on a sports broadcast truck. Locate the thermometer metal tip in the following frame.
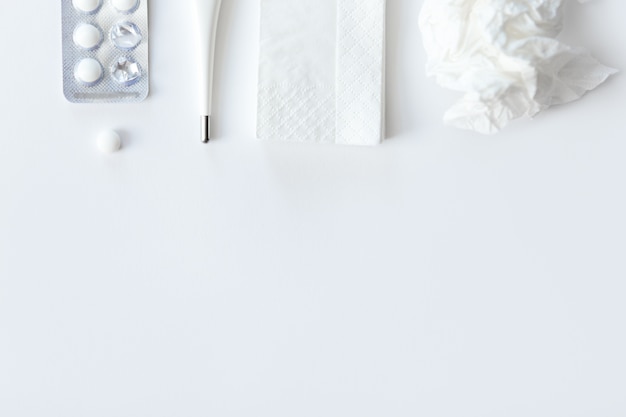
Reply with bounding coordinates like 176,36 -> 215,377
201,115 -> 211,143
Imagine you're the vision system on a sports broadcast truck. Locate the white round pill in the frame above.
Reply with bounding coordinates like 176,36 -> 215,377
74,58 -> 103,85
73,24 -> 102,50
97,130 -> 122,153
112,0 -> 139,13
72,0 -> 102,13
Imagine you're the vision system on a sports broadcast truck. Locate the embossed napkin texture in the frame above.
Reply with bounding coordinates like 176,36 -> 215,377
257,0 -> 386,146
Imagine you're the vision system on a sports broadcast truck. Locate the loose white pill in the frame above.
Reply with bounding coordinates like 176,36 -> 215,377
112,0 -> 139,13
97,130 -> 122,153
72,0 -> 101,13
74,58 -> 103,85
73,24 -> 102,50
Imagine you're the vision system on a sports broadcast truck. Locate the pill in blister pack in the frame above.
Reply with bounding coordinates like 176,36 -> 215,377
62,0 -> 149,103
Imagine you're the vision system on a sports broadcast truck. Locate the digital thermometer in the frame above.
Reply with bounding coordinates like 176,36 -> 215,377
194,0 -> 223,143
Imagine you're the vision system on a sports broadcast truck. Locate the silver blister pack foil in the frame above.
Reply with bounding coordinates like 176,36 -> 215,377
62,0 -> 149,103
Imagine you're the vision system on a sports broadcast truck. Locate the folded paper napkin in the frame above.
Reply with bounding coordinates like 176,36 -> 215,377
257,0 -> 386,146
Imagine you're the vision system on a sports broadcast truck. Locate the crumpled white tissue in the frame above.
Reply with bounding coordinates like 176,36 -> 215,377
419,0 -> 618,134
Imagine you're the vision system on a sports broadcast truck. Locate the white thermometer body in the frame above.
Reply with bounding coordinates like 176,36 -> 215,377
194,0 -> 223,142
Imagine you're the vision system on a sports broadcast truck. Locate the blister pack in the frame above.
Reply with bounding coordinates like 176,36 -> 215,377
62,0 -> 149,103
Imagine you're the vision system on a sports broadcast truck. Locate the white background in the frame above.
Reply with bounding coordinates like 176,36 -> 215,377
1,1 -> 626,416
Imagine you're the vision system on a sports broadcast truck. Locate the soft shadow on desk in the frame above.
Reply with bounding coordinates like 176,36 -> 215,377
561,0 -> 617,67
209,0 -> 238,142
385,0 -> 422,141
116,129 -> 133,151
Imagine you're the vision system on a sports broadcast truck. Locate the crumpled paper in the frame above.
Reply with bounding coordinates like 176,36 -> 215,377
419,0 -> 618,134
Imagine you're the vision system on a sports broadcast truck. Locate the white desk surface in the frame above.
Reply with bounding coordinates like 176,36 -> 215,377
1,1 -> 626,416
